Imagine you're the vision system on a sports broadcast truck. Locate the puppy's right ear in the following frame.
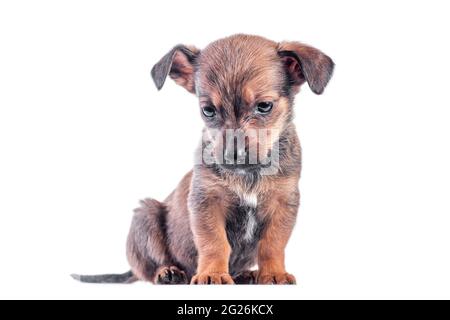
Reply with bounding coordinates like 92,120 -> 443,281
151,45 -> 200,94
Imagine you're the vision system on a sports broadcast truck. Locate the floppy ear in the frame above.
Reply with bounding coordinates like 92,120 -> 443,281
278,42 -> 334,95
151,45 -> 200,94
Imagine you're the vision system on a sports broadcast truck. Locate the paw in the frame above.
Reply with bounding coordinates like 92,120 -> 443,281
257,272 -> 296,285
155,266 -> 188,285
233,270 -> 258,284
191,272 -> 234,285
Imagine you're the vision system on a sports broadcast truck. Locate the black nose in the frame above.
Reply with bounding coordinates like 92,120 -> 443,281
224,134 -> 246,164
224,146 -> 246,164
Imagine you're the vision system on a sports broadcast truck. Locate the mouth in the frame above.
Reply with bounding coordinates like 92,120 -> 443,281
215,149 -> 275,173
218,161 -> 274,173
220,163 -> 260,170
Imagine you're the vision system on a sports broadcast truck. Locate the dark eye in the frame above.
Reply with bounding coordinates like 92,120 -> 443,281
202,106 -> 216,118
256,101 -> 273,114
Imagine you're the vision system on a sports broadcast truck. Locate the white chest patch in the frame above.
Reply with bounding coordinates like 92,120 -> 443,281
234,191 -> 258,242
244,210 -> 258,242
238,192 -> 258,242
240,192 -> 258,208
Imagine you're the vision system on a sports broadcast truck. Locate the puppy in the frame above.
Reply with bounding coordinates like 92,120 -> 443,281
72,34 -> 334,285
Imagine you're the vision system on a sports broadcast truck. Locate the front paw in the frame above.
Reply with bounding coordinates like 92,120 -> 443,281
191,272 -> 234,285
257,272 -> 296,285
233,270 -> 258,284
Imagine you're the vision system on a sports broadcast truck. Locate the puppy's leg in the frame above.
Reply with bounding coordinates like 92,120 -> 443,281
257,190 -> 299,285
126,198 -> 188,284
190,187 -> 234,285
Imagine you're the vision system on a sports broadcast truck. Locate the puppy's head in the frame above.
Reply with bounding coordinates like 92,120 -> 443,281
151,34 -> 334,172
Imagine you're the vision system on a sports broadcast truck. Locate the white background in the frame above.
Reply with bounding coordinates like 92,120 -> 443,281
1,0 -> 449,300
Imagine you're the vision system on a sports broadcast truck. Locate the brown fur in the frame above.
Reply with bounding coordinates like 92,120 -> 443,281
125,34 -> 334,285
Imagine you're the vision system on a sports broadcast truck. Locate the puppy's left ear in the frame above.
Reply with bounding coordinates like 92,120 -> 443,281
151,45 -> 200,94
278,42 -> 334,95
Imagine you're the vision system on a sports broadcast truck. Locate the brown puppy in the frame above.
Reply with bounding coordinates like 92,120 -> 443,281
72,34 -> 334,285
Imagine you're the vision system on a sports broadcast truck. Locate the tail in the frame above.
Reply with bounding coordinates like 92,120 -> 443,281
71,270 -> 137,284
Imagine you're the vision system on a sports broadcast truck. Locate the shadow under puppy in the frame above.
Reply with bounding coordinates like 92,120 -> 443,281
72,34 -> 334,285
